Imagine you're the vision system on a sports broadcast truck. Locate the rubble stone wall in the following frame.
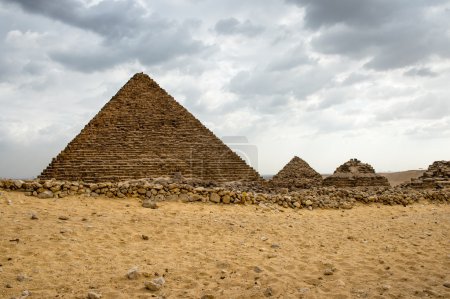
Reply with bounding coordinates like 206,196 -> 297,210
1,178 -> 448,210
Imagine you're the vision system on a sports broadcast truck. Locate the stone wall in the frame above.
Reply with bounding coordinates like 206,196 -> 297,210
39,73 -> 261,183
1,178 -> 448,210
323,159 -> 390,187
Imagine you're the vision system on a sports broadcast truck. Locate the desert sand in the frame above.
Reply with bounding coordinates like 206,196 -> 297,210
1,191 -> 449,299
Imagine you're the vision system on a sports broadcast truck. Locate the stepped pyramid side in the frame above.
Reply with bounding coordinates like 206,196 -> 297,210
323,158 -> 390,187
270,156 -> 322,189
39,73 -> 262,183
405,160 -> 450,189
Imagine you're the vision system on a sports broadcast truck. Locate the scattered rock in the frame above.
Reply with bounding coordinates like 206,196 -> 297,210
5,283 -> 12,288
38,190 -> 54,199
270,244 -> 280,249
30,213 -> 38,220
142,200 -> 158,209
443,281 -> 450,288
58,216 -> 69,221
324,268 -> 334,275
16,274 -> 26,282
264,287 -> 274,297
87,291 -> 102,299
253,266 -> 263,273
201,295 -> 215,299
261,236 -> 268,241
305,200 -> 313,206
382,284 -> 391,291
141,235 -> 149,240
127,266 -> 139,280
145,276 -> 165,291
21,290 -> 31,298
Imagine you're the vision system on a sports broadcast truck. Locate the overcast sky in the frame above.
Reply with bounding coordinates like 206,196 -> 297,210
1,0 -> 449,179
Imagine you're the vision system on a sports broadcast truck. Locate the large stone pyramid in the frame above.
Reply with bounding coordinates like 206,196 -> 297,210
270,156 -> 322,189
39,73 -> 262,183
405,160 -> 450,189
323,158 -> 390,187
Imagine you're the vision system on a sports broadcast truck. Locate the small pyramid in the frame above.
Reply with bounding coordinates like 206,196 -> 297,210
39,73 -> 262,183
406,160 -> 450,189
270,156 -> 322,189
323,158 -> 389,187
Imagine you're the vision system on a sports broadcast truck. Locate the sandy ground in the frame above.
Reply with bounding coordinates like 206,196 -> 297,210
1,192 -> 449,299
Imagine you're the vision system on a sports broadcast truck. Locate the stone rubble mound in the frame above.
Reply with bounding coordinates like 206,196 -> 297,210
404,161 -> 450,189
39,73 -> 261,183
323,158 -> 390,187
270,156 -> 322,189
1,178 -> 448,210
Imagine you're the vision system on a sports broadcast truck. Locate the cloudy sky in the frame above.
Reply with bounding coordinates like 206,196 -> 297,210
1,0 -> 449,179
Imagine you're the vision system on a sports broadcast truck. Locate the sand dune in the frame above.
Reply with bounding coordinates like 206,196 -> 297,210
379,170 -> 425,186
1,192 -> 449,298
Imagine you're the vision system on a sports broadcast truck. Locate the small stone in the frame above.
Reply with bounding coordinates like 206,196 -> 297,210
127,266 -> 139,280
305,200 -> 313,206
38,190 -> 54,199
58,216 -> 69,221
382,284 -> 391,291
145,276 -> 165,291
253,266 -> 263,273
142,200 -> 158,209
21,290 -> 31,298
30,213 -> 38,220
5,283 -> 12,288
16,274 -> 26,282
222,195 -> 231,204
264,287 -> 273,297
443,281 -> 450,288
210,193 -> 221,203
201,295 -> 214,299
324,268 -> 334,275
13,180 -> 24,189
141,235 -> 149,240
87,291 -> 102,299
270,244 -> 280,249
261,236 -> 268,241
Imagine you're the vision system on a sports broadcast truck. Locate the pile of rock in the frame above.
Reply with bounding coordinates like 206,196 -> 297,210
404,161 -> 450,189
270,156 -> 322,190
323,159 -> 390,187
1,178 -> 448,210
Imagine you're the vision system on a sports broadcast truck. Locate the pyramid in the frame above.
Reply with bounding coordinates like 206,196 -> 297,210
39,73 -> 262,183
270,156 -> 322,189
323,158 -> 389,187
405,160 -> 450,189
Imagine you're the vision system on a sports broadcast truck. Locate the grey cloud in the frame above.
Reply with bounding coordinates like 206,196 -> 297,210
376,95 -> 450,121
3,0 -> 143,39
215,18 -> 264,37
287,0 -> 450,70
286,0 -> 446,29
4,0 -> 208,72
341,72 -> 372,85
229,67 -> 332,98
404,67 -> 438,77
266,44 -> 315,71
